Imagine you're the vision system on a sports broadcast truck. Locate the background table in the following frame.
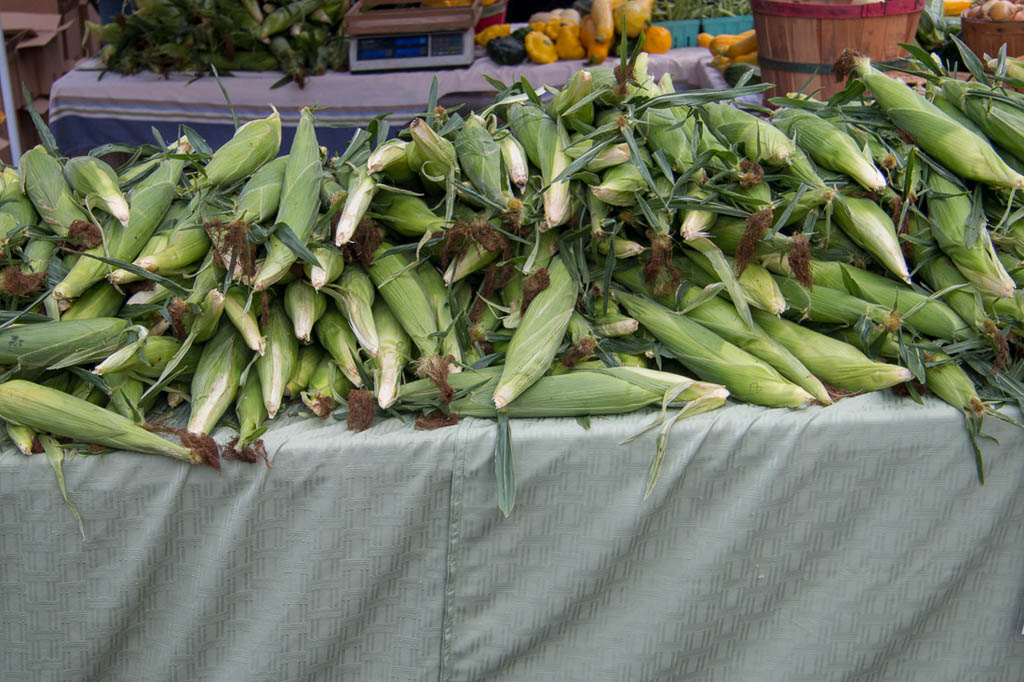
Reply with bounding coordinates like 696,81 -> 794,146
49,48 -> 731,156
2,392 -> 1023,681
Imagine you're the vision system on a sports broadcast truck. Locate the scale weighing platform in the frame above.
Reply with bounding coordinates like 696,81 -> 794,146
345,0 -> 481,73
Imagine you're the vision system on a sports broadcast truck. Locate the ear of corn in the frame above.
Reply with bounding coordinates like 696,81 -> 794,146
63,156 -> 131,225
107,231 -> 171,284
285,344 -> 323,398
686,248 -> 787,314
498,133 -> 529,193
55,155 -> 185,300
926,172 -> 1015,298
0,379 -> 196,461
19,146 -> 91,237
0,317 -> 128,368
301,355 -> 353,417
832,194 -> 910,283
704,102 -> 795,167
770,272 -> 892,326
284,279 -> 327,343
372,298 -> 412,409
848,55 -> 1024,190
454,113 -> 508,209
202,109 -> 282,188
253,107 -> 322,289
306,245 -> 345,290
331,265 -> 379,356
493,256 -> 577,408
941,79 -> 1024,166
773,108 -> 886,191
418,262 -> 463,366
6,422 -> 36,454
365,242 -> 440,356
315,309 -> 364,387
367,138 -> 415,185
256,301 -> 299,419
134,224 -> 211,273
223,286 -> 266,355
334,165 -> 377,245
94,334 -> 199,378
235,154 -> 288,224
372,192 -> 447,238
61,283 -> 124,320
105,373 -> 147,424
408,117 -> 459,186
235,369 -> 267,447
591,159 -> 647,206
186,288 -> 227,343
188,321 -> 250,435
616,289 -> 815,407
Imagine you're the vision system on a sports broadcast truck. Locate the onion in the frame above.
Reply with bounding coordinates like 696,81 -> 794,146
988,0 -> 1016,19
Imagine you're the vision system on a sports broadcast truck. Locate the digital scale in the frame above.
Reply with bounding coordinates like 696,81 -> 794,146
344,0 -> 482,73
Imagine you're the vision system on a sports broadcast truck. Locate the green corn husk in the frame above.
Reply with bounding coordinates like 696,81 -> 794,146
548,68 -> 594,127
616,289 -> 815,407
63,156 -> 130,225
253,107 -> 321,290
418,263 -> 462,366
844,54 -> 1024,190
235,155 -> 288,224
106,373 -> 147,424
591,161 -> 647,207
235,370 -> 267,448
306,245 -> 345,289
614,265 -> 831,404
223,286 -> 266,355
686,249 -> 787,314
285,344 -> 323,398
679,185 -> 717,240
751,309 -> 911,392
134,224 -> 211,273
507,102 -> 570,227
493,256 -> 577,408
565,138 -> 632,171
904,214 -> 990,332
703,102 -> 795,167
367,138 -> 415,186
365,242 -> 439,356
301,356 -> 353,418
931,90 -> 987,138
498,133 -> 529,193
444,239 -> 498,285
407,117 -> 459,187
0,166 -> 39,229
284,280 -> 327,343
256,301 -> 299,419
941,79 -> 1024,165
6,422 -> 36,454
0,379 -> 196,461
188,321 -> 250,435
772,108 -> 886,191
372,192 -> 447,238
0,317 -> 128,367
334,165 -> 376,245
54,154 -> 185,300
94,335 -> 199,378
315,309 -> 364,387
332,265 -> 379,356
502,230 -> 558,329
831,194 -> 910,283
61,282 -> 124,320
19,146 -> 91,237
506,101 -> 546,170
926,172 -> 1015,299
597,236 -> 645,258
107,231 -> 171,284
779,257 -> 972,341
772,274 -> 893,327
185,288 -> 227,343
709,217 -> 789,258
455,113 -> 507,208
201,110 -> 282,188
373,299 -> 412,409
401,365 -> 728,418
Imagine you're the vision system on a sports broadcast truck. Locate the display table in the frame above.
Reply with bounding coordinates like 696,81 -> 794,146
49,48 -> 730,156
2,392 -> 1022,681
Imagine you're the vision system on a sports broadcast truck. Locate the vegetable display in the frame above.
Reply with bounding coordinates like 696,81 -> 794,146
4,44 -> 1024,513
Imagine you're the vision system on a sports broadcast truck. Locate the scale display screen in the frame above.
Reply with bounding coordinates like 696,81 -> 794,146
357,32 -> 463,61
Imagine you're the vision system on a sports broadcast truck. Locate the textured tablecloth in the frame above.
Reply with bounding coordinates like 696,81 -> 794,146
2,391 -> 1023,681
47,48 -> 729,157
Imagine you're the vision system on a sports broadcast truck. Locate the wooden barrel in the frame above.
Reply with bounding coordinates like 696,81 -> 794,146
962,18 -> 1024,59
751,0 -> 925,101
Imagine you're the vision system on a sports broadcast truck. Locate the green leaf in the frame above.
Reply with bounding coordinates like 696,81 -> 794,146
210,64 -> 239,130
74,252 -> 190,298
951,33 -> 991,87
182,126 -> 213,156
41,435 -> 85,540
426,77 -> 439,126
274,223 -> 321,266
22,85 -> 59,157
495,412 -> 514,518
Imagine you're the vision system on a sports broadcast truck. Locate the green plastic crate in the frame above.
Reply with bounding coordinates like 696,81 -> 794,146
701,15 -> 754,35
652,19 -> 701,48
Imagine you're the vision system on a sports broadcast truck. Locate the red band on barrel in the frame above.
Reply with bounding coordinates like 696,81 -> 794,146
750,0 -> 924,19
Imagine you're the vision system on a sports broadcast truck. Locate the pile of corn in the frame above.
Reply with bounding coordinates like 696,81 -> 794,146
87,0 -> 351,86
702,29 -> 758,71
3,48 -> 1024,498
